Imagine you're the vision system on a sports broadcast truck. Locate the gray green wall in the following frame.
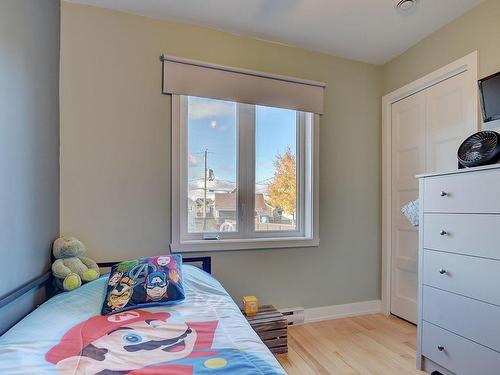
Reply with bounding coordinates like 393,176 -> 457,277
0,0 -> 60,333
383,0 -> 500,95
60,2 -> 382,309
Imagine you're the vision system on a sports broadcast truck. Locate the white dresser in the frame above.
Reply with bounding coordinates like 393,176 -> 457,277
417,165 -> 500,375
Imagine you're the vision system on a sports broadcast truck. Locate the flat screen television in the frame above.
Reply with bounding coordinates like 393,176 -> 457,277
479,72 -> 500,123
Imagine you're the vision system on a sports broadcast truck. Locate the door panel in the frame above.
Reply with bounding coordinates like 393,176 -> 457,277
391,91 -> 425,323
390,70 -> 477,323
425,72 -> 477,172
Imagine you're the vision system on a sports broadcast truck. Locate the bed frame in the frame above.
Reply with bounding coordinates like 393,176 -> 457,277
96,256 -> 211,274
0,256 -> 211,335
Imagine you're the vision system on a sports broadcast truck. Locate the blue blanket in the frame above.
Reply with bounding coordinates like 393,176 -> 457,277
0,265 -> 286,374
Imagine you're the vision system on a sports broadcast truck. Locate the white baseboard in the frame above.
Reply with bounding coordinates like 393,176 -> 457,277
303,300 -> 382,323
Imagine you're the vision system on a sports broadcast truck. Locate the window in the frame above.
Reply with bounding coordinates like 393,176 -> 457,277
172,95 -> 318,252
186,96 -> 238,234
255,105 -> 298,232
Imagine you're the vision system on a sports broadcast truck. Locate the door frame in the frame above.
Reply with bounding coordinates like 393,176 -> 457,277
381,51 -> 478,316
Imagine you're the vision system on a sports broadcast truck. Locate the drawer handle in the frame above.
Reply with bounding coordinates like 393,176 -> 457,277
437,345 -> 445,352
439,268 -> 447,275
440,191 -> 448,197
439,230 -> 448,236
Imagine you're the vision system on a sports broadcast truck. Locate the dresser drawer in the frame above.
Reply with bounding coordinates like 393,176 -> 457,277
423,286 -> 500,352
422,321 -> 500,375
423,169 -> 500,213
423,250 -> 500,306
423,214 -> 500,259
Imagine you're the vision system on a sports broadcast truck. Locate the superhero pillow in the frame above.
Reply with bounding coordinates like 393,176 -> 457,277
101,254 -> 185,315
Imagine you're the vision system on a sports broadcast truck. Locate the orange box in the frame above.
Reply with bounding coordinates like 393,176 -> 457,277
243,295 -> 259,316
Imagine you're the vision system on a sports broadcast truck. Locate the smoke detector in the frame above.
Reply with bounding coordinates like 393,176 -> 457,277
395,0 -> 418,12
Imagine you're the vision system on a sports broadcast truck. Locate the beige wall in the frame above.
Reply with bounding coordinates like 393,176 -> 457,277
60,2 -> 382,309
383,0 -> 500,95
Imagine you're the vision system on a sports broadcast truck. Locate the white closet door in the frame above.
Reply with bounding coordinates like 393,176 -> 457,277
390,71 -> 477,324
425,72 -> 477,172
391,91 -> 426,324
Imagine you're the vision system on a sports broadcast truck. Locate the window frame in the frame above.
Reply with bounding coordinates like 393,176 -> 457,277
171,95 -> 319,252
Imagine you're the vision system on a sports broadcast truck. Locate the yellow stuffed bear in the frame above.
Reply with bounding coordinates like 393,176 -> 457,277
52,236 -> 100,291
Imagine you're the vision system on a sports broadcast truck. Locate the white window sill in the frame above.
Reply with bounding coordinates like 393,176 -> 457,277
170,236 -> 320,253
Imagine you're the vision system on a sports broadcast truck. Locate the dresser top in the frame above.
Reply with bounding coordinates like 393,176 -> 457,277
417,163 -> 500,179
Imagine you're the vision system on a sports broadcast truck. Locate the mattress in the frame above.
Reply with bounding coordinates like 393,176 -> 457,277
0,265 -> 286,374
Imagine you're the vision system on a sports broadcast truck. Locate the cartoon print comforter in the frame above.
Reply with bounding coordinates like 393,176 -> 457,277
0,265 -> 286,374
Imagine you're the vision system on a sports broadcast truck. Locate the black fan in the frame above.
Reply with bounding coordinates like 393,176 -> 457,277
457,131 -> 500,168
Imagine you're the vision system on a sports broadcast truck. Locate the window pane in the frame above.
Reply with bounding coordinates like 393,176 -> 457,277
255,105 -> 297,231
187,96 -> 237,233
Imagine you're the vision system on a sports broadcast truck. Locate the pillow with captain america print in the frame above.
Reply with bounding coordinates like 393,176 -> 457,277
101,254 -> 185,315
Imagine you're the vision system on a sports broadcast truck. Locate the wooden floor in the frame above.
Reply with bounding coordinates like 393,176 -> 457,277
277,314 -> 425,375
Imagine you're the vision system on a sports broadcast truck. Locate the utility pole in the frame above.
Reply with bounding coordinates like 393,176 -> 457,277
203,148 -> 208,231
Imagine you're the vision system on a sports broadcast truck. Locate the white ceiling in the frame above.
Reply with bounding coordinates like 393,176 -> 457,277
68,0 -> 484,65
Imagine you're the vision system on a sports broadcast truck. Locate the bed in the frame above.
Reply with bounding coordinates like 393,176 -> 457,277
0,263 -> 286,374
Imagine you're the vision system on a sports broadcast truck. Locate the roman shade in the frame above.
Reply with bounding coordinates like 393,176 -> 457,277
161,55 -> 326,114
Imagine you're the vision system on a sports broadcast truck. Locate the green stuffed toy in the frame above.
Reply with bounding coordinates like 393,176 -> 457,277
52,236 -> 100,291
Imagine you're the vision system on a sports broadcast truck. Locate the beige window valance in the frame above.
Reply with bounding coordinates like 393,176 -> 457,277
161,54 -> 325,114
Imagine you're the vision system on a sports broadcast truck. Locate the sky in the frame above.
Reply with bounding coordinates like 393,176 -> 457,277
187,96 -> 296,198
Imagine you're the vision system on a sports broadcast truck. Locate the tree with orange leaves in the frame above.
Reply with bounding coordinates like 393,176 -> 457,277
267,147 -> 296,221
